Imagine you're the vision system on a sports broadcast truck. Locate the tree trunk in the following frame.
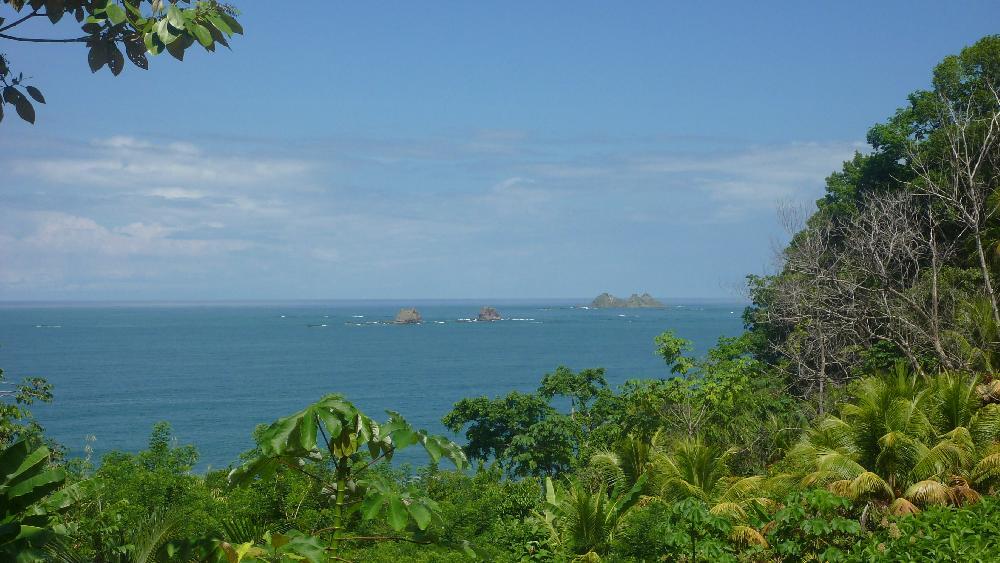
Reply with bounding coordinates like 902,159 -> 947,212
817,324 -> 827,417
928,215 -> 951,369
974,229 -> 1000,330
331,460 -> 347,552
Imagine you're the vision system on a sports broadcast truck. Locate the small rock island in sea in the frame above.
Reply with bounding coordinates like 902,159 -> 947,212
477,306 -> 502,321
394,308 -> 422,324
590,292 -> 665,308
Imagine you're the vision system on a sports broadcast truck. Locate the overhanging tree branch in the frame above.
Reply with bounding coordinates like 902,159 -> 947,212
0,33 -> 88,42
0,8 -> 40,32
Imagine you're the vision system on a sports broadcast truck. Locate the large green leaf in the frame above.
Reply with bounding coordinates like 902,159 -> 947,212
387,496 -> 408,531
6,468 -> 66,516
360,491 -> 386,520
105,3 -> 125,24
191,23 -> 213,48
406,499 -> 432,530
166,5 -> 185,28
259,406 -> 319,458
228,455 -> 282,487
0,440 -> 31,479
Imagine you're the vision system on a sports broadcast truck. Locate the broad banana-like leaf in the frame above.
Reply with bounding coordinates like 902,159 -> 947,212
0,440 -> 79,558
229,394 -> 467,488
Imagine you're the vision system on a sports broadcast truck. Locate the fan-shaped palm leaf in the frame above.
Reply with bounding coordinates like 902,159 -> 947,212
849,471 -> 893,501
656,438 -> 732,503
588,431 -> 664,494
929,372 -> 980,431
904,479 -> 952,507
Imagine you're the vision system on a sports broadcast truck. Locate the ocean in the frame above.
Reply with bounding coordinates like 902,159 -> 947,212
0,299 -> 745,470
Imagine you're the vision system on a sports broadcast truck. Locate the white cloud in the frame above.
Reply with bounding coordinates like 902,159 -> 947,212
11,136 -> 313,194
626,142 -> 859,206
0,133 -> 863,296
12,212 -> 250,257
148,187 -> 207,200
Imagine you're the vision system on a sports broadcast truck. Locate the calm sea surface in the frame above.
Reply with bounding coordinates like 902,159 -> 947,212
0,300 -> 744,470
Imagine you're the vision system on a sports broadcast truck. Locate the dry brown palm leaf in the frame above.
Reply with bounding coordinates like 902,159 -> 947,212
828,479 -> 853,498
977,380 -> 1000,403
730,525 -> 768,548
889,497 -> 921,516
905,479 -> 952,507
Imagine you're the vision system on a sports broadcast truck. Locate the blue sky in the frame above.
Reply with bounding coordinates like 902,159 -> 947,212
1,1 -> 997,300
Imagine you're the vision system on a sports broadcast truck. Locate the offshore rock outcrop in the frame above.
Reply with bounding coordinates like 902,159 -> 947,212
394,308 -> 422,324
590,292 -> 665,308
477,306 -> 502,321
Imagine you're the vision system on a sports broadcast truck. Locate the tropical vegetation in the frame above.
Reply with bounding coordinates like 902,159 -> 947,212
0,30 -> 998,563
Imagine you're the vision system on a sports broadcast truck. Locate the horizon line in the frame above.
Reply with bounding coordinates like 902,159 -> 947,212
0,296 -> 750,305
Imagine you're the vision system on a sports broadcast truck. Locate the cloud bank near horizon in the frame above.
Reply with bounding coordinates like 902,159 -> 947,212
0,133 -> 860,300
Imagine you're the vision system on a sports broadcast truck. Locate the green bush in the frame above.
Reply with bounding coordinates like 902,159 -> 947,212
615,498 -> 739,562
852,497 -> 1000,561
761,490 -> 862,562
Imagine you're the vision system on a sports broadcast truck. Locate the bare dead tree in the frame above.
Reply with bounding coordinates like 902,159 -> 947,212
763,204 -> 859,414
910,84 -> 1000,330
842,191 -> 965,370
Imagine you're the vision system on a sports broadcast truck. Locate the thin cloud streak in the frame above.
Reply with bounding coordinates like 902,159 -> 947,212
0,133 -> 859,298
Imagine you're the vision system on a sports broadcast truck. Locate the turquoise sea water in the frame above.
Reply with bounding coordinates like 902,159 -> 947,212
0,299 -> 744,470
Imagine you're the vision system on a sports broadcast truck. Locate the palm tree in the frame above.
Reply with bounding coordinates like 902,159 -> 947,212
536,474 -> 646,557
656,437 -> 772,523
949,297 -> 1000,372
588,430 -> 665,496
788,366 -> 1000,513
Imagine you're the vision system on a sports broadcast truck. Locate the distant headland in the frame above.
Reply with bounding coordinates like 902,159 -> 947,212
589,292 -> 665,308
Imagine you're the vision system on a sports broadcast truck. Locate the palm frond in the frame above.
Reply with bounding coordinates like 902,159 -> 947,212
828,479 -> 853,498
129,510 -> 186,563
715,475 -> 765,504
889,497 -> 920,516
589,450 -> 627,491
850,471 -> 893,501
709,501 -> 746,521
904,479 -> 952,507
972,452 -> 1000,487
730,525 -> 768,548
977,380 -> 1000,403
971,404 -> 1000,446
763,473 -> 800,499
910,434 -> 973,481
949,482 -> 982,506
44,538 -> 90,563
815,451 -> 866,481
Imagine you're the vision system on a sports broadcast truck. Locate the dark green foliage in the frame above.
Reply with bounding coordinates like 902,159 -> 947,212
419,464 -> 541,559
444,366 -> 617,478
852,497 -> 1000,561
0,1 -> 243,125
761,490 -> 863,562
615,498 -> 739,562
60,423 -> 222,561
443,390 -> 555,472
0,439 -> 79,562
0,366 -> 53,447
